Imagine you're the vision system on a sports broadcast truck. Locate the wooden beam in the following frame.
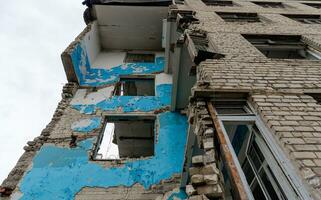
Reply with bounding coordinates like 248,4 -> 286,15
207,102 -> 249,200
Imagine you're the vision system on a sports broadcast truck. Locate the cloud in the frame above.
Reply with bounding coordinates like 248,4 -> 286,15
0,0 -> 85,183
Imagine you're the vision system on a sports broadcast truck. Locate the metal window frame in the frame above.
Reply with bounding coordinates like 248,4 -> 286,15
215,114 -> 313,200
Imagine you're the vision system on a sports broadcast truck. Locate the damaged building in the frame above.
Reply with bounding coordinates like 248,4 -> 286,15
1,0 -> 321,199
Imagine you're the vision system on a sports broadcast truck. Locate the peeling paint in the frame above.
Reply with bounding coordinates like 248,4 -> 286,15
19,112 -> 187,200
72,84 -> 171,114
70,42 -> 165,87
71,117 -> 101,132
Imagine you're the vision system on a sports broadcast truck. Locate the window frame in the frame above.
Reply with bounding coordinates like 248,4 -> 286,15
282,14 -> 321,24
242,34 -> 321,59
216,113 -> 311,200
216,12 -> 261,23
114,75 -> 156,96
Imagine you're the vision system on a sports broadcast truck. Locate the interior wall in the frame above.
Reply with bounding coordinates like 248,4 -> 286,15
91,51 -> 164,69
114,120 -> 154,157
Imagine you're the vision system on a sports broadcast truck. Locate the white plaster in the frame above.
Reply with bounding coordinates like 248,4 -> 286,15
71,86 -> 114,105
93,5 -> 168,50
155,73 -> 173,85
10,191 -> 23,200
91,51 -> 127,69
71,119 -> 93,130
83,21 -> 101,66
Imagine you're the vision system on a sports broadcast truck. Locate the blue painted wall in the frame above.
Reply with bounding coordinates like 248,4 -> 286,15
19,112 -> 187,200
17,37 -> 188,199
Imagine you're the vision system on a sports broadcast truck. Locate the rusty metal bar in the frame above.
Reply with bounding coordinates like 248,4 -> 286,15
207,101 -> 249,200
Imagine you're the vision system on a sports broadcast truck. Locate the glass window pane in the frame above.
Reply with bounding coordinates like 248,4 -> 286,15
259,170 -> 281,200
253,140 -> 265,162
242,159 -> 255,184
249,146 -> 262,170
251,180 -> 268,200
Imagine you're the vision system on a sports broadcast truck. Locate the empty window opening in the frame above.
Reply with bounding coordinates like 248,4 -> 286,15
305,93 -> 321,104
217,12 -> 261,23
252,1 -> 284,8
303,3 -> 321,9
94,116 -> 155,160
283,14 -> 321,24
202,0 -> 235,6
243,34 -> 321,59
124,53 -> 155,63
115,77 -> 155,96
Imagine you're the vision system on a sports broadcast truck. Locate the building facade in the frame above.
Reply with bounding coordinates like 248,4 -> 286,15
1,0 -> 321,199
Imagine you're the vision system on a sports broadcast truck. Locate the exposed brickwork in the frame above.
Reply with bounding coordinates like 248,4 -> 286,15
76,176 -> 182,200
196,59 -> 321,93
185,101 -> 224,199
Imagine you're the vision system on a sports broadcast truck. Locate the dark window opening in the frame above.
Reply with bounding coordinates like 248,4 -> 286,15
303,3 -> 321,9
252,1 -> 284,8
243,34 -> 321,59
124,53 -> 155,63
188,33 -> 224,75
202,0 -> 235,6
115,77 -> 155,96
283,14 -> 321,24
305,93 -> 321,104
94,116 -> 155,160
212,93 -> 254,115
217,12 -> 261,22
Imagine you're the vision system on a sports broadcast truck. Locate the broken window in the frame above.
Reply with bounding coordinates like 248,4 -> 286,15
94,116 -> 155,160
283,14 -> 321,24
303,3 -> 321,9
216,12 -> 261,23
115,77 -> 155,96
124,53 -> 155,63
243,34 -> 321,59
202,0 -> 235,6
252,1 -> 285,8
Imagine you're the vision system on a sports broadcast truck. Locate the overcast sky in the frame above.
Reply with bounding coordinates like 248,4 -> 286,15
0,0 -> 85,183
